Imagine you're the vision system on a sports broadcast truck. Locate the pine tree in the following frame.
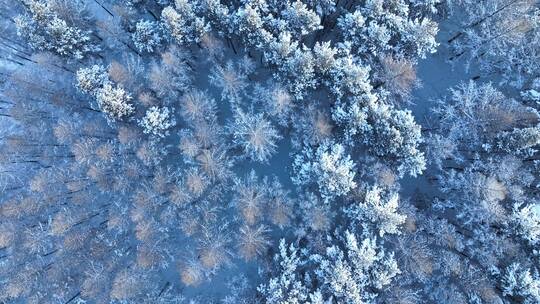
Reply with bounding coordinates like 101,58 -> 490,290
292,141 -> 357,202
15,0 -> 99,59
132,20 -> 162,53
138,106 -> 176,138
344,186 -> 405,237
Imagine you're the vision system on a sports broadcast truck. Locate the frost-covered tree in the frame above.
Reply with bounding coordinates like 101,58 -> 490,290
377,55 -> 418,102
425,133 -> 460,169
266,177 -> 295,229
259,231 -> 400,304
15,0 -> 98,59
76,65 -> 109,95
312,41 -> 338,76
132,20 -> 162,53
434,81 -> 540,150
232,170 -> 266,226
209,61 -> 248,102
95,83 -> 135,120
228,108 -> 281,162
232,4 -> 273,50
328,53 -> 373,98
292,141 -> 357,202
512,203 -> 540,248
138,106 -> 176,138
257,239 -> 312,303
110,55 -> 146,93
161,0 -> 209,44
279,47 -> 318,99
281,1 -> 322,37
237,224 -> 271,261
522,78 -> 540,104
110,268 -> 158,301
0,0 -> 493,302
311,231 -> 400,303
305,0 -> 336,16
337,0 -> 438,60
424,77 -> 540,304
344,186 -> 405,237
333,96 -> 425,177
448,0 -> 540,87
362,102 -> 425,177
179,90 -> 218,124
256,84 -> 295,126
76,65 -> 135,120
292,104 -> 334,147
495,127 -> 540,156
148,46 -> 193,101
501,263 -> 540,304
298,192 -> 333,234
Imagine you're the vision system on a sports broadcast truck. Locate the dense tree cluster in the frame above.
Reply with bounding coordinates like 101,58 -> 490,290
0,0 -> 539,303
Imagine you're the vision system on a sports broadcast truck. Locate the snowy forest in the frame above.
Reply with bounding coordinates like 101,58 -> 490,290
0,0 -> 540,303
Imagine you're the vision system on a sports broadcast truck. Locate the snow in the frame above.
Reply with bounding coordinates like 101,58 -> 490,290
2,1 -> 540,303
